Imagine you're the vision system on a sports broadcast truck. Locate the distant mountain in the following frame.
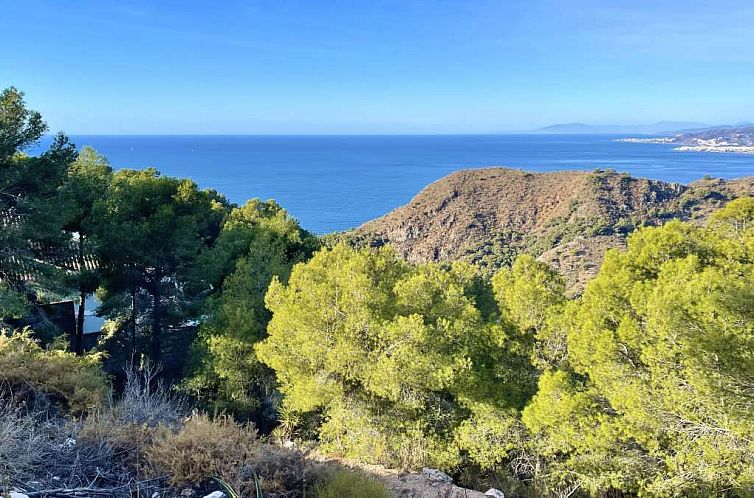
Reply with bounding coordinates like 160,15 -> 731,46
648,121 -> 714,132
351,168 -> 754,294
536,123 -> 598,133
533,121 -> 710,134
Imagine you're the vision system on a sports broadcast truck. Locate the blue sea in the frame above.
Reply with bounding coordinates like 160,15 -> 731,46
36,135 -> 754,234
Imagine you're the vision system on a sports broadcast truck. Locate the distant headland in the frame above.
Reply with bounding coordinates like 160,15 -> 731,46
617,123 -> 754,154
532,121 -> 710,134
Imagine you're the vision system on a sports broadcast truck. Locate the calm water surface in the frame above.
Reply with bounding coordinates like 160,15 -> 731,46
35,135 -> 754,233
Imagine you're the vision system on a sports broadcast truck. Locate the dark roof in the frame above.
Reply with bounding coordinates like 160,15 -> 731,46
34,240 -> 99,272
0,210 -> 98,283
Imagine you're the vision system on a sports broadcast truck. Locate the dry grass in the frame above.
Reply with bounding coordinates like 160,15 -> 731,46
146,411 -> 326,496
1,362 -> 186,496
0,353 -> 337,498
77,362 -> 187,478
146,413 -> 259,490
314,469 -> 392,498
117,361 -> 186,426
0,403 -> 57,485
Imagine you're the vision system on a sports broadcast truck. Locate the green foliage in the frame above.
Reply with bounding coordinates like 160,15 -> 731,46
60,146 -> 113,240
58,147 -> 114,352
0,329 -> 108,413
523,214 -> 610,256
94,168 -> 229,361
257,243 -> 534,469
522,205 -> 754,497
710,196 -> 754,235
0,283 -> 27,321
314,470 -> 392,498
492,255 -> 567,369
0,86 -> 46,161
259,198 -> 754,497
461,229 -> 521,274
0,87 -> 77,321
184,199 -> 318,417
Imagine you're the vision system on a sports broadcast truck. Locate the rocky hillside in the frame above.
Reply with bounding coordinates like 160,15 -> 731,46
353,168 -> 754,294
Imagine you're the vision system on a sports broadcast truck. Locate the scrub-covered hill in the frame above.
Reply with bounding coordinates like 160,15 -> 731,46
353,167 -> 754,294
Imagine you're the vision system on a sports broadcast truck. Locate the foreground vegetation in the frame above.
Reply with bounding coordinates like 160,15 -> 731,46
0,352 -> 382,497
3,86 -> 754,497
256,199 -> 754,497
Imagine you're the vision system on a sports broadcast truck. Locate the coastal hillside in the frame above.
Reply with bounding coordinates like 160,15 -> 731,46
620,124 -> 754,154
354,168 -> 754,293
674,124 -> 754,152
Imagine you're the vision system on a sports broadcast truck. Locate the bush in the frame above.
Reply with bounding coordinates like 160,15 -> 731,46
75,363 -> 187,491
314,469 -> 392,498
145,410 -> 324,496
78,412 -> 160,475
146,413 -> 260,491
522,212 -> 754,497
257,244 -> 533,470
0,329 -> 108,413
117,361 -> 187,426
0,403 -> 141,493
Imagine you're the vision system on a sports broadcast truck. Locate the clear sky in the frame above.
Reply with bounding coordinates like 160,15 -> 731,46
3,0 -> 754,134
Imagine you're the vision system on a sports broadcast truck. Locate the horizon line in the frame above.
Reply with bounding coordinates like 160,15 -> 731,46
46,131 -> 661,138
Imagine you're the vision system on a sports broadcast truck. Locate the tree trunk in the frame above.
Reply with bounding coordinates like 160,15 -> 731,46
150,277 -> 162,364
131,287 -> 137,356
75,290 -> 85,355
74,235 -> 86,355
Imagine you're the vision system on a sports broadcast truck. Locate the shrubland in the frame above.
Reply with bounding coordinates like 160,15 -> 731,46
0,329 -> 108,413
4,85 -> 754,497
0,338 -> 356,497
253,198 -> 754,497
256,244 -> 535,470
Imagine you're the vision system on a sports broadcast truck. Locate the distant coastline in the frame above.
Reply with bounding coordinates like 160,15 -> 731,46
617,124 -> 754,155
673,145 -> 754,155
616,137 -> 675,144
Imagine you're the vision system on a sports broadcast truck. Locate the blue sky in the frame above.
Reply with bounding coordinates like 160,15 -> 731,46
3,0 -> 754,134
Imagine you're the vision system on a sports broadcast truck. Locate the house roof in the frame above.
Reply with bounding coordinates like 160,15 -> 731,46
0,210 -> 98,283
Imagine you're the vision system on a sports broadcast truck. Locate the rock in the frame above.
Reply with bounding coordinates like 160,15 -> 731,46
421,467 -> 453,484
386,472 -> 487,498
485,489 -> 505,498
202,492 -> 226,498
10,492 -> 30,498
180,489 -> 196,497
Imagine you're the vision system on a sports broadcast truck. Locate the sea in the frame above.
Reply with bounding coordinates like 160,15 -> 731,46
32,134 -> 754,234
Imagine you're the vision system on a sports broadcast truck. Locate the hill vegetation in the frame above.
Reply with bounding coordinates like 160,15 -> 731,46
4,86 -> 754,498
354,167 -> 754,293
